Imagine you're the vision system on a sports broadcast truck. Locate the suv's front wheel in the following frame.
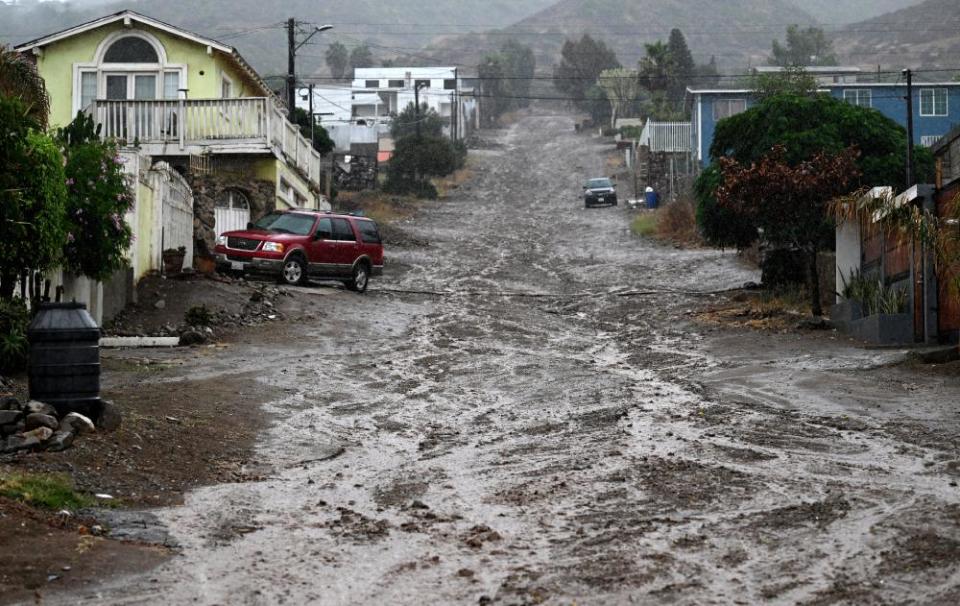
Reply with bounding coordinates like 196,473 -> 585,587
281,256 -> 307,286
345,263 -> 369,293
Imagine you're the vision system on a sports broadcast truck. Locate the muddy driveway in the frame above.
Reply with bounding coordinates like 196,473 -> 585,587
64,114 -> 960,605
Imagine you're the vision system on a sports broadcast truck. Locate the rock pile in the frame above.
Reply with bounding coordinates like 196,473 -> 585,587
0,397 -> 103,454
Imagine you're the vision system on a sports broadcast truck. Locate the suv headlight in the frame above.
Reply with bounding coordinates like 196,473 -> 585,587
262,242 -> 285,253
216,235 -> 227,246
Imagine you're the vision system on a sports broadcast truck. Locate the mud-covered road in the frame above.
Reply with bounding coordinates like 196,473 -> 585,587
63,115 -> 960,605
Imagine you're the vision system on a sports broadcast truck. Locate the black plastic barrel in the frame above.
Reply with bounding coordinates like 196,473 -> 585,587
27,302 -> 101,418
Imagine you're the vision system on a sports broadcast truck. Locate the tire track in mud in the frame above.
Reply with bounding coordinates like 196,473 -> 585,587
56,114 -> 960,606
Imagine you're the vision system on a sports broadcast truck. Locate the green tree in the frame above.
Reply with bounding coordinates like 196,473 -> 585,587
695,56 -> 721,88
383,135 -> 464,199
290,107 -> 335,154
0,45 -> 50,128
751,66 -> 818,99
500,39 -> 536,109
666,29 -> 695,106
716,146 -> 860,316
325,42 -> 350,80
598,68 -> 641,126
477,40 -> 536,124
770,25 -> 837,67
554,35 -> 620,110
349,45 -> 375,70
390,102 -> 445,141
0,97 -> 67,300
696,92 -> 934,249
57,113 -> 133,282
478,53 -> 508,126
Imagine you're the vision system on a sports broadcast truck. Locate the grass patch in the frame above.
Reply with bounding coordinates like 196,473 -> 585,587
433,165 -> 475,198
631,212 -> 659,237
0,473 -> 94,510
336,191 -> 421,225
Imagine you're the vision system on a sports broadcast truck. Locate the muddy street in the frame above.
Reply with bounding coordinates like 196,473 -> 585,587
61,114 -> 960,605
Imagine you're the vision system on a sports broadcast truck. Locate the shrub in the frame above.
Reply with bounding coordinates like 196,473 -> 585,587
656,197 -> 703,246
184,304 -> 214,327
0,97 -> 67,300
59,113 -> 133,281
0,298 -> 29,373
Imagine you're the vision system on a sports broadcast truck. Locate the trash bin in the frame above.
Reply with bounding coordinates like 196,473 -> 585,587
27,303 -> 101,418
645,187 -> 659,209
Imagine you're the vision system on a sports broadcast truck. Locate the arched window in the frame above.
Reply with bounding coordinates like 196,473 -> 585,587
216,190 -> 250,210
103,36 -> 159,63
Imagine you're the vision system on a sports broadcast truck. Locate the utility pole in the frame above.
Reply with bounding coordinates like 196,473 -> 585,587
286,21 -> 333,117
414,82 -> 422,140
904,68 -> 915,188
452,67 -> 458,141
308,83 -> 315,142
287,18 -> 296,116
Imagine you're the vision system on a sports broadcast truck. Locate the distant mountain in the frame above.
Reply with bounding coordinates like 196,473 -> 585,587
784,0 -> 921,25
835,0 -> 960,70
424,0 -> 817,73
0,0 -> 558,76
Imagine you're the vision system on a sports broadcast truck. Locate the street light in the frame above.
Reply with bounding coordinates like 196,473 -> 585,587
287,21 -> 334,114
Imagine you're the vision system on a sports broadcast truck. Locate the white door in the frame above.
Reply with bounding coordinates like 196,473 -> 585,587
215,190 -> 251,237
103,72 -> 158,140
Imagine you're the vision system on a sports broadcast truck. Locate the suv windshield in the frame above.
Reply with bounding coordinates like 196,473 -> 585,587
253,212 -> 316,236
587,178 -> 613,189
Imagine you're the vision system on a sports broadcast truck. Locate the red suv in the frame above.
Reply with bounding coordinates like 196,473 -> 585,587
214,210 -> 384,292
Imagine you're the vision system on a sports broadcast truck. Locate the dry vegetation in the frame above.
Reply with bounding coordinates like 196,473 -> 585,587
697,288 -> 813,332
630,197 -> 704,247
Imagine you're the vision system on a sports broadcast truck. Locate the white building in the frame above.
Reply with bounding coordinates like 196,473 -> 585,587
351,67 -> 479,140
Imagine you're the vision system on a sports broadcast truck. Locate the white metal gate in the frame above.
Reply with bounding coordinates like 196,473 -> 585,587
214,190 -> 251,237
151,162 -> 194,269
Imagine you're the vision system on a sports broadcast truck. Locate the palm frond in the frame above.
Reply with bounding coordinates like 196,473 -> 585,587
0,45 -> 50,128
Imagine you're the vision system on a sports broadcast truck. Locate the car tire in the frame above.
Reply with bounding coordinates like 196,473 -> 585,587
345,263 -> 369,293
280,256 -> 307,286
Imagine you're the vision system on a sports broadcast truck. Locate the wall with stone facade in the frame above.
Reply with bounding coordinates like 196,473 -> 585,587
189,174 -> 276,259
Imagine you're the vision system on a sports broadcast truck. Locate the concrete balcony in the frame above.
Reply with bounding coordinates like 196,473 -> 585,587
85,97 -> 322,186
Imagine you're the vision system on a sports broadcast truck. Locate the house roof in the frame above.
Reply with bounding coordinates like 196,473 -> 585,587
687,82 -> 960,95
14,10 -> 274,99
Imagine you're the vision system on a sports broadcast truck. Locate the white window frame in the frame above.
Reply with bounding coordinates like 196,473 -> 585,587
713,98 -> 746,122
920,88 -> 948,117
71,29 -> 187,117
843,89 -> 872,108
221,73 -> 234,99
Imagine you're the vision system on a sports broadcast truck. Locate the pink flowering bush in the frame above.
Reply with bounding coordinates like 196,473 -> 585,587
59,113 -> 133,281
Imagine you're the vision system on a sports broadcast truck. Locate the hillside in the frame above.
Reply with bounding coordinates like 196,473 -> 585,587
424,0 -> 817,72
0,0 -> 557,76
835,0 -> 960,70
784,0 -> 920,25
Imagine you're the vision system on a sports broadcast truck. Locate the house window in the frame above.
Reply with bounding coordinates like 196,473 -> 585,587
443,79 -> 456,90
920,89 -> 948,117
843,89 -> 872,108
713,99 -> 746,121
80,71 -> 97,110
365,80 -> 380,89
221,76 -> 233,99
103,36 -> 159,63
215,189 -> 250,210
388,79 -> 405,88
163,71 -> 180,99
415,79 -> 430,89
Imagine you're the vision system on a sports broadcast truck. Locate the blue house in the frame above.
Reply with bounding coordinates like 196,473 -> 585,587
688,81 -> 960,167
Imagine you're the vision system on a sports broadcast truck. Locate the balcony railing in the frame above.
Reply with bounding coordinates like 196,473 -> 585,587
85,97 -> 322,185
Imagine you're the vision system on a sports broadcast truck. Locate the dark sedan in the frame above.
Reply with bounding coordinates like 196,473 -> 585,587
583,178 -> 618,208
